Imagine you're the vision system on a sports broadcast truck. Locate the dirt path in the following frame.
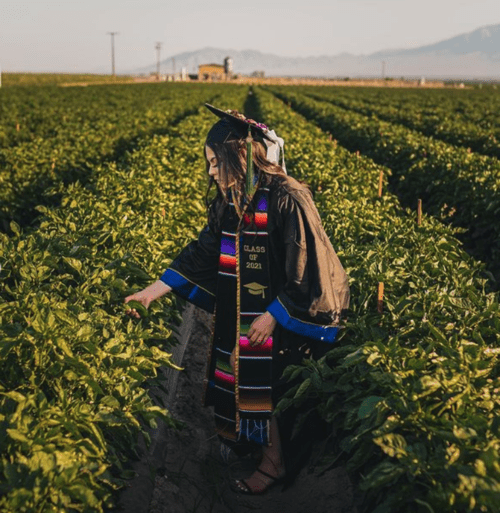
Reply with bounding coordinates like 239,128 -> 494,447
148,305 -> 357,513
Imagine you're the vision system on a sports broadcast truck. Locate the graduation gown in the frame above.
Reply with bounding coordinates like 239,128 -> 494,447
160,176 -> 350,472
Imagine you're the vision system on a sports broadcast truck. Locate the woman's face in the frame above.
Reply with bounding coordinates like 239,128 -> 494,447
205,145 -> 220,183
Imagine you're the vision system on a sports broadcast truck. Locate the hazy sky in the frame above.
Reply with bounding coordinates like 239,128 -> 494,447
1,0 -> 499,73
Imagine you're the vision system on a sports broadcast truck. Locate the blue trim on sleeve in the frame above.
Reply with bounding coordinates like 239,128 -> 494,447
267,297 -> 339,343
160,268 -> 215,313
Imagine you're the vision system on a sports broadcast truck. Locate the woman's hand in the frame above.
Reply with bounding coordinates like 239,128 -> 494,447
124,292 -> 152,319
247,312 -> 277,346
230,312 -> 277,369
124,280 -> 171,319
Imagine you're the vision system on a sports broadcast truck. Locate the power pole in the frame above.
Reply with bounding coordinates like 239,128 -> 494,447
107,32 -> 119,76
155,42 -> 162,80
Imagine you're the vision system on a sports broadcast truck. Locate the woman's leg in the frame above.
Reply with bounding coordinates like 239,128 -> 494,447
231,339 -> 286,492
235,415 -> 286,493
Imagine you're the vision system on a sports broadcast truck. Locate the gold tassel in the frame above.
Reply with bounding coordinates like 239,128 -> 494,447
246,125 -> 256,200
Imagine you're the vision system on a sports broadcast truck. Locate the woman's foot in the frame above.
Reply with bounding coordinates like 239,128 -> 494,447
234,454 -> 286,495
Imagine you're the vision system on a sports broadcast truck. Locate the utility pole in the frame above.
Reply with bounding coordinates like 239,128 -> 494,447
107,32 -> 119,76
155,42 -> 162,80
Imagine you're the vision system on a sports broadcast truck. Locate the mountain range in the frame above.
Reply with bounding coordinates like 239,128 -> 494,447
133,23 -> 500,80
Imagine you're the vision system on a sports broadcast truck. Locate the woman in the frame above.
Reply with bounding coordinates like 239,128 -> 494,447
125,104 -> 350,495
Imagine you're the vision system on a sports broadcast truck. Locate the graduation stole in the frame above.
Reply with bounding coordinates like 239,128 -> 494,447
203,186 -> 273,446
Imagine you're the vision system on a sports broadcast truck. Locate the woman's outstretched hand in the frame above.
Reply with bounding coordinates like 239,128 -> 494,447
124,280 -> 172,319
247,312 -> 277,346
124,292 -> 151,319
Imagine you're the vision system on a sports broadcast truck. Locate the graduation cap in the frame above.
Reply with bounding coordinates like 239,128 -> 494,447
204,103 -> 274,144
205,103 -> 273,199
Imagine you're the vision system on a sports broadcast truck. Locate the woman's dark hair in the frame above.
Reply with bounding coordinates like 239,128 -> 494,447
203,119 -> 310,231
205,138 -> 309,229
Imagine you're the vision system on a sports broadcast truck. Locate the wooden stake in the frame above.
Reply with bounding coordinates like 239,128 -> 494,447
16,123 -> 20,132
417,199 -> 422,226
377,282 -> 384,314
378,170 -> 383,198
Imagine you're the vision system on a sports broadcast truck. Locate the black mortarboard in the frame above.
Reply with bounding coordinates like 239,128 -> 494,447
204,103 -> 273,145
205,103 -> 273,200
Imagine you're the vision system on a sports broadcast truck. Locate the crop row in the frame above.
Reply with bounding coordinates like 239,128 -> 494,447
0,73 -> 135,88
267,86 -> 500,284
0,86 -> 248,512
253,86 -> 500,512
0,83 -> 232,232
0,82 -> 194,150
326,86 -> 500,130
298,85 -> 500,159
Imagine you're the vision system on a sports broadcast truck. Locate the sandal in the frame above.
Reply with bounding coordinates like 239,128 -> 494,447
233,467 -> 286,495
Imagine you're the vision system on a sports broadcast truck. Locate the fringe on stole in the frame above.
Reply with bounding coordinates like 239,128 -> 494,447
238,418 -> 271,446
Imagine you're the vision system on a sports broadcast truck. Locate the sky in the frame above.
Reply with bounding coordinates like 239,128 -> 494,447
0,0 -> 499,73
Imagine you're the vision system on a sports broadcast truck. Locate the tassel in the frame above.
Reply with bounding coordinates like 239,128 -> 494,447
246,125 -> 256,200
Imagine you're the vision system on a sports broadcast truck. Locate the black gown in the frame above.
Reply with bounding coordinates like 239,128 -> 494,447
160,175 -> 350,480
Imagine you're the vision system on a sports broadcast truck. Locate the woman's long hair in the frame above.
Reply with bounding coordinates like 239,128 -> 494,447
204,137 -> 304,230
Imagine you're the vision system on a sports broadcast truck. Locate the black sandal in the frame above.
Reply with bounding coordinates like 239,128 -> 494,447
233,467 -> 285,495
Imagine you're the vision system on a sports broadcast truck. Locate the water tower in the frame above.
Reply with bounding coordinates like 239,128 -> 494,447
224,56 -> 233,79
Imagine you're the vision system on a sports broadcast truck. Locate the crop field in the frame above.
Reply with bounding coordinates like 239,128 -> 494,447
0,73 -> 136,87
0,81 -> 499,512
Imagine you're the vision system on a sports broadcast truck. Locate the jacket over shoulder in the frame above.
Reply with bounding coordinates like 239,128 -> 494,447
265,180 -> 350,343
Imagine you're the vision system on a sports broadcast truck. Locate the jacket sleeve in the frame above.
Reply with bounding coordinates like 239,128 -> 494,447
160,205 -> 220,313
266,189 -> 350,342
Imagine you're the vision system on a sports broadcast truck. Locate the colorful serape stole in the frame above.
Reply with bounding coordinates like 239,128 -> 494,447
203,207 -> 239,443
236,188 -> 273,445
203,187 -> 273,446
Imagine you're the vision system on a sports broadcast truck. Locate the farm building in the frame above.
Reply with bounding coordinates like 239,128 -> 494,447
198,57 -> 233,81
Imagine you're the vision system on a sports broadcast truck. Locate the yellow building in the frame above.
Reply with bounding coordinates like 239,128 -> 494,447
198,58 -> 233,81
198,63 -> 226,81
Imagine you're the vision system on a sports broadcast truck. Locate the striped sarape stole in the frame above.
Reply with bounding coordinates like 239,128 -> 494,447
203,187 -> 273,446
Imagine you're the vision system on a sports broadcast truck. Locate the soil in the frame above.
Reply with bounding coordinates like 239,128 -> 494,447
148,305 -> 357,513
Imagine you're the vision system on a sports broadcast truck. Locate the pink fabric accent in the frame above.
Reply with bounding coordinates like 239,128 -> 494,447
214,369 -> 235,385
239,336 -> 273,355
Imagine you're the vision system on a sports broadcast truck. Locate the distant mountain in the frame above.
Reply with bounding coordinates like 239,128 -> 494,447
371,24 -> 500,58
366,23 -> 500,79
132,23 -> 500,79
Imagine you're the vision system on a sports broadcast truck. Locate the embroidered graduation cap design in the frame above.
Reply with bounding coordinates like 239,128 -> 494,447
243,282 -> 268,299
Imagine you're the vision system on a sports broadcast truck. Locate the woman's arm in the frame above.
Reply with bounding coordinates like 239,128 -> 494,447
124,200 -> 222,319
159,221 -> 220,313
125,280 -> 172,319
